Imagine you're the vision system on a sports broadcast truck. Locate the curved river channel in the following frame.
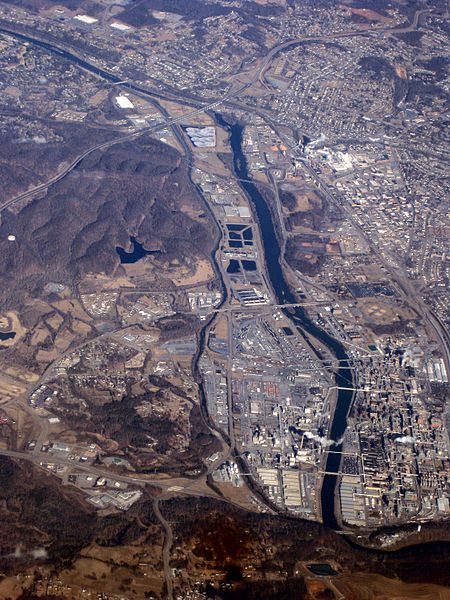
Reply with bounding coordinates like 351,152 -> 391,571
3,26 -> 450,557
219,118 -> 355,529
0,22 -> 352,528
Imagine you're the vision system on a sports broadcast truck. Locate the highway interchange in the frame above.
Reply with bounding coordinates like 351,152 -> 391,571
0,8 -> 446,597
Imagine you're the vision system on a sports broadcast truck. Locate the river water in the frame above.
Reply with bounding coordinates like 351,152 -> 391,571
218,117 -> 355,529
0,22 -> 353,529
0,26 -> 170,102
0,28 -> 120,80
4,24 -> 450,556
0,22 -> 351,527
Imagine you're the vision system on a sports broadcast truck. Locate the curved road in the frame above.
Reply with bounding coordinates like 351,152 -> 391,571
0,1 -> 441,542
0,8 -> 430,214
153,498 -> 174,600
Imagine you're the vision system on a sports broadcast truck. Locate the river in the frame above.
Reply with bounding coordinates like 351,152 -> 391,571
216,116 -> 355,529
0,19 -> 353,526
0,26 -> 193,106
4,21 -> 450,556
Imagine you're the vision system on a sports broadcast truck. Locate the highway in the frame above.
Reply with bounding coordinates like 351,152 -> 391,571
0,8 -> 431,215
0,5 -> 442,568
0,445 -> 233,500
153,498 -> 174,600
0,95 -> 241,214
261,113 -> 450,383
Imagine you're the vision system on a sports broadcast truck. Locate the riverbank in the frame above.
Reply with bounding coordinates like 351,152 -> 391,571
221,121 -> 450,547
213,113 -> 356,529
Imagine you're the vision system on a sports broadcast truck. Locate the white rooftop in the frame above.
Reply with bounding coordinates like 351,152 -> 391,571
110,22 -> 131,31
74,14 -> 98,24
115,95 -> 134,109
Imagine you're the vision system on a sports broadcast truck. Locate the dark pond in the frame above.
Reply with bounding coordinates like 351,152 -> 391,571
227,260 -> 241,274
242,260 -> 257,271
116,237 -> 160,264
0,331 -> 16,341
307,564 -> 338,576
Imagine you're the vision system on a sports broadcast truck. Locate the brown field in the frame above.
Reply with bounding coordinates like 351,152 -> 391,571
4,367 -> 39,383
36,348 -> 60,363
57,545 -> 165,600
184,113 -> 215,127
213,314 -> 229,340
126,352 -> 146,369
54,330 -> 76,351
213,481 -> 264,512
88,89 -> 108,107
52,299 -> 93,322
292,193 -> 313,212
46,312 -> 64,331
194,153 -> 232,178
71,320 -> 93,335
122,258 -> 157,280
0,577 -> 23,599
79,272 -> 136,292
3,85 -> 20,98
306,579 -> 328,596
282,188 -> 323,215
30,327 -> 51,346
252,170 -> 270,183
0,375 -> 26,400
336,572 -> 450,600
358,298 -> 416,326
81,543 -> 145,565
172,258 -> 214,287
158,98 -> 192,120
395,64 -> 408,79
350,8 -> 395,24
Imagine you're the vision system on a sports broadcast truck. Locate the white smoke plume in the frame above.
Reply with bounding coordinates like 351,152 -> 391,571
303,432 -> 344,448
3,546 -> 47,559
394,435 -> 415,444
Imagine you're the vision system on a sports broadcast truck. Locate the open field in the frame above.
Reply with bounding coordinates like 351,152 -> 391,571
336,572 -> 450,600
